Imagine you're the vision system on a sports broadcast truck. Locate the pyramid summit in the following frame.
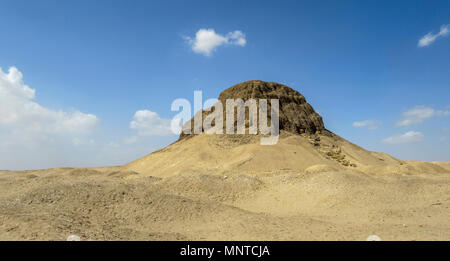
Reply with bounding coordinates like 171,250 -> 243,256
219,80 -> 325,134
179,80 -> 326,141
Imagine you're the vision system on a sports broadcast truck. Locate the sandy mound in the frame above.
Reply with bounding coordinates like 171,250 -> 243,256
125,127 -> 411,177
125,132 -> 333,177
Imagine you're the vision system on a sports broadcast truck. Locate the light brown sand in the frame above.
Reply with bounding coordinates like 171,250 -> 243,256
1,132 -> 449,241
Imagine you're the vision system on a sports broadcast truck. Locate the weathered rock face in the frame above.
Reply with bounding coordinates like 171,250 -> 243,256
179,80 -> 325,140
219,80 -> 325,134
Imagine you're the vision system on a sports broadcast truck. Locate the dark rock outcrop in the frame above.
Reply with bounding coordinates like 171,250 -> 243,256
179,80 -> 326,140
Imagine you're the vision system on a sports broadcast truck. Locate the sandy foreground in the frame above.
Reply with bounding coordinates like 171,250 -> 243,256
1,132 -> 450,241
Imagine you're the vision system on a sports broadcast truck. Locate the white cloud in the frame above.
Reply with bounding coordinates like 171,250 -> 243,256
130,110 -> 173,136
0,67 -> 98,145
0,66 -> 102,170
185,29 -> 246,56
352,120 -> 380,130
397,106 -> 435,126
418,24 -> 450,47
382,131 -> 424,144
396,106 -> 450,126
436,110 -> 450,116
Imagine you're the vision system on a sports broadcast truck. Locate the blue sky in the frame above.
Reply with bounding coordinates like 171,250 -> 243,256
0,0 -> 449,170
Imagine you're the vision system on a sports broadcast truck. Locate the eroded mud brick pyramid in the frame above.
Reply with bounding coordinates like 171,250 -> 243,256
179,80 -> 327,140
125,80 -> 425,177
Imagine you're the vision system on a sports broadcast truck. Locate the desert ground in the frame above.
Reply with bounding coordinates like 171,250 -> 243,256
1,132 -> 450,241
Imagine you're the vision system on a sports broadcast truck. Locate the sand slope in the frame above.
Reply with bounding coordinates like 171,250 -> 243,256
124,131 -> 404,177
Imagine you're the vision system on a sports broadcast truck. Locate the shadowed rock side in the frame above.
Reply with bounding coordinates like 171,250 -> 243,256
179,80 -> 327,141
